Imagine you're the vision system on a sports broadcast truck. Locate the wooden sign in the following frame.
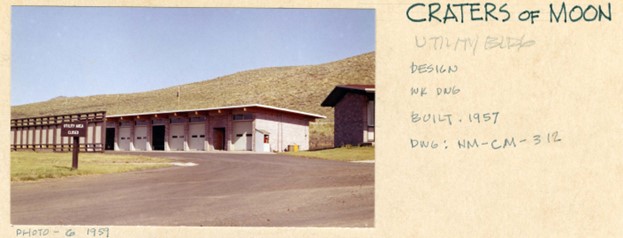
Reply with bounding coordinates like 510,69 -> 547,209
61,121 -> 87,137
60,120 -> 86,170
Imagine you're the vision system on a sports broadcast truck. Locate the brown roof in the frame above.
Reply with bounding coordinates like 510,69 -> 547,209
321,85 -> 375,107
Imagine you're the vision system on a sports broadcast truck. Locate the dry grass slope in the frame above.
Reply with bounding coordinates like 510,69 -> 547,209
11,52 -> 375,121
11,52 -> 374,149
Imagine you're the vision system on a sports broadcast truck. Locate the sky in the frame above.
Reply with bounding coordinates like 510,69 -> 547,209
11,7 -> 375,105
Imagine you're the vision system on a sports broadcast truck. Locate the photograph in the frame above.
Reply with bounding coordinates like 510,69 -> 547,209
6,1 -> 620,238
9,6 -> 375,227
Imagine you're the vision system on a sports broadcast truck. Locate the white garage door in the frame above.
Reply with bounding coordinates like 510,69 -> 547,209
170,124 -> 185,151
119,127 -> 131,151
189,123 -> 205,151
233,121 -> 252,151
135,126 -> 148,151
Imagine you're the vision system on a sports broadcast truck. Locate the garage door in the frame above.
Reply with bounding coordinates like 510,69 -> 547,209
135,126 -> 148,151
119,127 -> 131,151
233,121 -> 252,151
189,123 -> 205,151
170,124 -> 185,151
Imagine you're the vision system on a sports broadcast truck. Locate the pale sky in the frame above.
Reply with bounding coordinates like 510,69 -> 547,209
11,7 -> 375,105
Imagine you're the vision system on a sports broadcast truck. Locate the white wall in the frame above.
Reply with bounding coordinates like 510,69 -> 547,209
254,113 -> 310,152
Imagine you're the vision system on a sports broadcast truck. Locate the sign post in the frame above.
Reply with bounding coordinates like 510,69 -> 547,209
61,121 -> 87,170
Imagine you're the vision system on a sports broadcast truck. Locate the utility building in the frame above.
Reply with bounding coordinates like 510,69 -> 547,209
10,104 -> 325,153
321,85 -> 375,147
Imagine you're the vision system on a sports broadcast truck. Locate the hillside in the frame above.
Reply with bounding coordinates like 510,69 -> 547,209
11,52 -> 375,121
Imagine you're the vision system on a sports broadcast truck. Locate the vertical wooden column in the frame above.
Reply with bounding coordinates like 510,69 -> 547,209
38,126 -> 43,149
20,127 -> 24,149
89,121 -> 94,151
114,122 -> 120,151
164,119 -> 171,151
101,120 -> 107,152
44,126 -> 49,148
25,126 -> 30,150
60,117 -> 66,151
12,127 -> 17,150
226,111 -> 233,151
146,119 -> 153,151
11,127 -> 17,149
129,121 -> 136,151
251,119 -> 257,152
204,116 -> 211,151
52,125 -> 57,151
183,119 -> 190,151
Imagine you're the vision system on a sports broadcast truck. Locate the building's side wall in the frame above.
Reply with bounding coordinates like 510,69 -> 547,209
334,92 -> 367,147
254,109 -> 310,152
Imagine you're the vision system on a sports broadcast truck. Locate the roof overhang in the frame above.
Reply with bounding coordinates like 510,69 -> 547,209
106,104 -> 326,120
321,85 -> 375,107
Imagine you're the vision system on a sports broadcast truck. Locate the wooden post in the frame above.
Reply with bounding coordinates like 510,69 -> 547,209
38,126 -> 43,149
52,125 -> 57,151
146,119 -> 153,151
12,127 -> 16,151
205,116 -> 211,151
129,121 -> 135,151
72,136 -> 79,169
183,119 -> 189,151
164,119 -> 171,151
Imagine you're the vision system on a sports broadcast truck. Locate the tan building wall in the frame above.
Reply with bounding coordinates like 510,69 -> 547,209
107,106 -> 314,153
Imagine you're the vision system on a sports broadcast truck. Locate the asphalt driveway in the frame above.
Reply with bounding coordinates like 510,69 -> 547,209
11,152 -> 374,227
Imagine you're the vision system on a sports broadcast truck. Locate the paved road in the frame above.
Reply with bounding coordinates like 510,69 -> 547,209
11,152 -> 374,227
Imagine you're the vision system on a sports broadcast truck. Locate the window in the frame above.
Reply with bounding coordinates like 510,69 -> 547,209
233,114 -> 254,121
152,119 -> 167,125
120,122 -> 133,127
367,100 -> 375,127
170,118 -> 188,124
190,116 -> 206,122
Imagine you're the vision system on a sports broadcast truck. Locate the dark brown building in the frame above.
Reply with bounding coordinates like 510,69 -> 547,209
321,85 -> 375,147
